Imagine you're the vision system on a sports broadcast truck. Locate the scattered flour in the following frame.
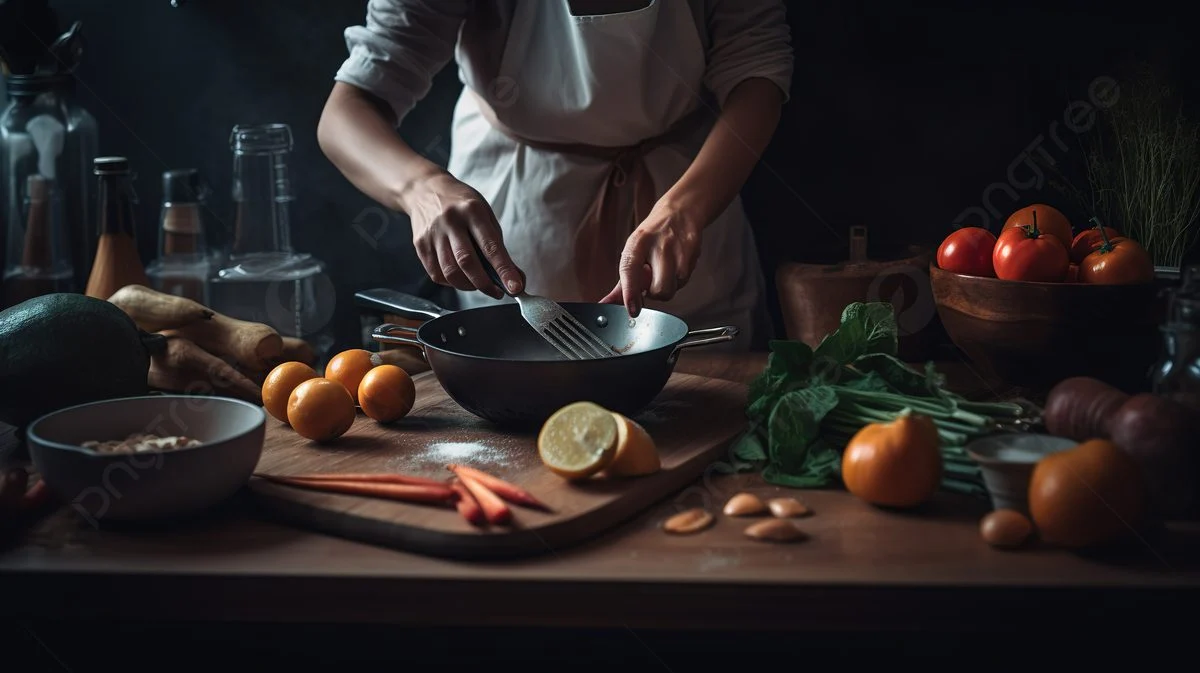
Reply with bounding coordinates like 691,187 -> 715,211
424,441 -> 509,466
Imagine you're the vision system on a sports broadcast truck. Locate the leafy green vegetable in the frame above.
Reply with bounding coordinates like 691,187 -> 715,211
812,302 -> 898,366
767,387 -> 839,473
736,300 -> 1024,497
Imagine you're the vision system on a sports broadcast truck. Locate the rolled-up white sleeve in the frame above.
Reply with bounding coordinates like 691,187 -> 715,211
702,0 -> 794,108
335,0 -> 471,126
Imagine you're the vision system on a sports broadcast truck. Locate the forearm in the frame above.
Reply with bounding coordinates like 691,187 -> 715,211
316,82 -> 445,213
662,77 -> 784,225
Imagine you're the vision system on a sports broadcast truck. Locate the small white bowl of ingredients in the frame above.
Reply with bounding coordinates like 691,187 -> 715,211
966,432 -> 1076,514
26,394 -> 265,525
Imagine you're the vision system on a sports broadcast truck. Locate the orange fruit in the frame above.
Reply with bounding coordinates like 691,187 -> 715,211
1028,439 -> 1146,548
604,413 -> 660,477
358,364 -> 416,423
261,361 -> 318,423
537,402 -> 617,480
287,378 -> 356,442
324,348 -> 375,404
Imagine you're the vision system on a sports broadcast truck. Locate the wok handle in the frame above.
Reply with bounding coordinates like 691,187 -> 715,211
672,326 -> 739,355
355,288 -> 450,321
370,323 -> 426,357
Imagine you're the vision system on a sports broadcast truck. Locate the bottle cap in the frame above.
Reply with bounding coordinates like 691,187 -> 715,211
26,174 -> 50,201
94,156 -> 131,175
162,168 -> 208,205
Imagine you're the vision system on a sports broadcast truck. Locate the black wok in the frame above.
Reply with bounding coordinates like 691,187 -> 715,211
354,288 -> 738,429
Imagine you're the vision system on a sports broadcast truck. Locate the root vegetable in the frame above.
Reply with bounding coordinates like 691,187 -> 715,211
449,479 -> 486,526
281,337 -> 316,366
254,474 -> 456,504
1108,394 -> 1200,518
1043,376 -> 1130,441
454,471 -> 511,524
108,284 -> 213,332
370,348 -> 430,374
447,464 -> 550,511
20,478 -> 51,512
149,335 -> 263,404
267,472 -> 451,490
162,316 -> 283,371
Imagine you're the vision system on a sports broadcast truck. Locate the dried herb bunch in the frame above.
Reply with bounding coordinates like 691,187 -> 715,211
1051,64 -> 1200,269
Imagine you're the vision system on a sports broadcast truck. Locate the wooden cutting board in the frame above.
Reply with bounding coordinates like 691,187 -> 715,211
249,370 -> 749,559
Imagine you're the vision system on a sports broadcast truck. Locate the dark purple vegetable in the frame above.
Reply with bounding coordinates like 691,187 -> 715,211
1043,376 -> 1130,441
1109,393 -> 1200,519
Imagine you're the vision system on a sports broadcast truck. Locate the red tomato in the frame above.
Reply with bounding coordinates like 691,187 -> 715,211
937,227 -> 996,277
1003,204 -> 1073,250
1079,237 -> 1155,285
993,224 -> 1070,282
1066,263 -> 1080,283
1069,226 -> 1122,264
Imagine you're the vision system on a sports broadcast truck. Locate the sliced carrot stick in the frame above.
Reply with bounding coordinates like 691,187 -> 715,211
454,472 -> 511,525
256,474 -> 455,504
255,472 -> 449,490
19,479 -> 51,512
449,479 -> 486,527
447,464 -> 551,511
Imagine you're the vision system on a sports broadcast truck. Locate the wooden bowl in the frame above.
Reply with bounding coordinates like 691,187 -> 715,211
929,263 -> 1163,392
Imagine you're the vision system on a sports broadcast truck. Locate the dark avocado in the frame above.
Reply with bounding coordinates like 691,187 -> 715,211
0,293 -> 166,431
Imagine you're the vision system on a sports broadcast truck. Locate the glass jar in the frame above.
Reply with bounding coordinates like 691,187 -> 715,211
145,168 -> 213,304
0,73 -> 98,287
208,123 -> 336,366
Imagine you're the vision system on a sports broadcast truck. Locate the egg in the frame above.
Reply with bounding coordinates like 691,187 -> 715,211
980,509 -> 1033,549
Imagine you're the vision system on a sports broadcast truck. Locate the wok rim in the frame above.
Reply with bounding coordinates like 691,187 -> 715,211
413,302 -> 690,364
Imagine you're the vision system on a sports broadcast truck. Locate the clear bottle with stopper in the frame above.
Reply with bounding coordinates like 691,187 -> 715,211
145,168 -> 212,304
2,173 -> 74,307
1152,264 -> 1200,395
208,123 -> 336,365
84,156 -> 149,299
0,72 -> 99,289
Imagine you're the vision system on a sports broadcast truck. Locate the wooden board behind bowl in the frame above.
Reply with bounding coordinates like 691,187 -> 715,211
248,370 -> 749,559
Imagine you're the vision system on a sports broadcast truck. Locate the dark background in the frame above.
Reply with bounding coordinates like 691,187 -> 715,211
2,0 -> 1196,352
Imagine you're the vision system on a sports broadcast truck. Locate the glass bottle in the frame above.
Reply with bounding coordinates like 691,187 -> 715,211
1152,271 -> 1200,395
208,123 -> 336,365
2,173 -> 73,307
84,156 -> 149,299
0,73 -> 99,288
145,168 -> 212,304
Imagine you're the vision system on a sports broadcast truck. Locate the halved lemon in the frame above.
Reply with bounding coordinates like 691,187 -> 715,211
537,401 -> 618,480
605,412 -> 661,477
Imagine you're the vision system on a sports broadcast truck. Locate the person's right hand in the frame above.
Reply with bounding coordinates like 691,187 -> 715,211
405,173 -> 524,299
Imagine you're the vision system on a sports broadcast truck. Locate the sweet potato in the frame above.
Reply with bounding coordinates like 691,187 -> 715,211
149,335 -> 262,404
162,315 -> 283,372
281,337 -> 316,366
108,284 -> 213,332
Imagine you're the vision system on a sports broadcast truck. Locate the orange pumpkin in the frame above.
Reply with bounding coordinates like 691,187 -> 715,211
841,412 -> 942,508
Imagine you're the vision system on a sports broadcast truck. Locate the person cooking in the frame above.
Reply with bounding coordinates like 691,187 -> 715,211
318,0 -> 793,350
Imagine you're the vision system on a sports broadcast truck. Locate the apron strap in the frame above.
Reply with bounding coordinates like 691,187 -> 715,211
466,87 -> 705,301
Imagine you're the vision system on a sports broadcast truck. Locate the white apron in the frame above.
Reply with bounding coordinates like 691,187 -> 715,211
336,0 -> 795,350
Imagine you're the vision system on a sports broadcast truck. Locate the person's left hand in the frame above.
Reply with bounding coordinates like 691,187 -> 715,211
599,200 -> 704,316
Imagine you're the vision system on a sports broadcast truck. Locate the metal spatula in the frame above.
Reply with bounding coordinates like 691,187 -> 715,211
470,239 -> 615,360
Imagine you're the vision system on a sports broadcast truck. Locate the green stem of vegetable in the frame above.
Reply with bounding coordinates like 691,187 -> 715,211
829,402 -> 986,436
956,400 -> 1024,417
1091,215 -> 1117,254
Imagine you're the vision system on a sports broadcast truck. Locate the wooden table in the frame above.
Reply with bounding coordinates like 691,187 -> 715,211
2,353 -> 1198,637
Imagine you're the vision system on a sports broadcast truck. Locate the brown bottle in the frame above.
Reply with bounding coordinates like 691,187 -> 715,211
85,157 -> 149,299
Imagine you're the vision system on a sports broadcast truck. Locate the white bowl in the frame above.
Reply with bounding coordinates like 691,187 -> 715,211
26,395 -> 265,526
966,433 -> 1077,514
